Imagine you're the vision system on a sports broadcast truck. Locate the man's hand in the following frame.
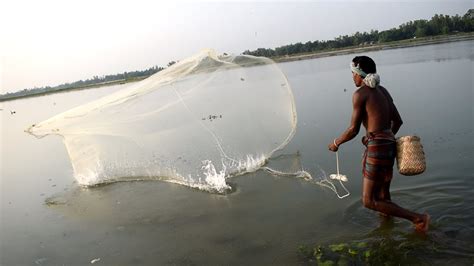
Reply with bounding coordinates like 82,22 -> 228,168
328,142 -> 338,152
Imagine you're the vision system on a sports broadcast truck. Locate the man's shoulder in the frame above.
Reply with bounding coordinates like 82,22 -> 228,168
378,85 -> 389,92
354,86 -> 370,97
377,85 -> 394,101
353,87 -> 369,104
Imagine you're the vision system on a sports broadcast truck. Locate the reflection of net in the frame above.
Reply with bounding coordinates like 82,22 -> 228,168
26,49 -> 297,193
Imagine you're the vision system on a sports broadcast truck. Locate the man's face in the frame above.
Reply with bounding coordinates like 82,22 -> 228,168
352,72 -> 363,87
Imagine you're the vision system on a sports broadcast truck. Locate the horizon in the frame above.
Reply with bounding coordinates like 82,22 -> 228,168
1,0 -> 472,93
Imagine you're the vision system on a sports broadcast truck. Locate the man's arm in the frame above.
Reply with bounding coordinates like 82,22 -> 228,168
379,86 -> 403,135
391,103 -> 403,135
329,91 -> 365,151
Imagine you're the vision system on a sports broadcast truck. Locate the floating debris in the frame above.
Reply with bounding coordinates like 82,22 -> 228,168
45,196 -> 67,206
91,258 -> 101,264
202,114 -> 223,122
34,258 -> 48,265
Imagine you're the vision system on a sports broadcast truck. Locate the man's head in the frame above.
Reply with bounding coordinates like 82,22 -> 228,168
351,56 -> 377,87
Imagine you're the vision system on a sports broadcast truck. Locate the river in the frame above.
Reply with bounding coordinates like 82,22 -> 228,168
1,40 -> 473,265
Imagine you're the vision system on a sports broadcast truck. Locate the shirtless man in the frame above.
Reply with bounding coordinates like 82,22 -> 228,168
328,56 -> 430,232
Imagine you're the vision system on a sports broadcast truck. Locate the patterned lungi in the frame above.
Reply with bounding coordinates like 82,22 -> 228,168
362,129 -> 396,181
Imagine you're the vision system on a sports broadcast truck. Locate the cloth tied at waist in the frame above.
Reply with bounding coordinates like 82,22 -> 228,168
362,129 -> 396,180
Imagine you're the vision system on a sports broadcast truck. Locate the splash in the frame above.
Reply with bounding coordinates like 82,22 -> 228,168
26,49 -> 297,193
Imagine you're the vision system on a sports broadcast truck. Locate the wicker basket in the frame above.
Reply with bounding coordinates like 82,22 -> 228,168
396,136 -> 426,176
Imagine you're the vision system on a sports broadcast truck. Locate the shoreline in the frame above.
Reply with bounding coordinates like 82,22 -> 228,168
0,76 -> 147,102
272,32 -> 474,63
1,32 -> 472,102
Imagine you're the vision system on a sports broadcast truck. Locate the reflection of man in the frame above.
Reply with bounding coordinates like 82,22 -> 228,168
328,56 -> 429,232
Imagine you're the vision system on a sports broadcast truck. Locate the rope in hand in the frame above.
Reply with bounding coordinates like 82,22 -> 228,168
329,150 -> 350,199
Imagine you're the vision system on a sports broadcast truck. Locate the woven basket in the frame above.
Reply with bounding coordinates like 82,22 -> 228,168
396,136 -> 426,176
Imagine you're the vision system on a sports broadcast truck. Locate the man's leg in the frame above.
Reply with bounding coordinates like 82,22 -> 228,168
377,170 -> 392,202
362,177 -> 430,232
377,170 -> 392,218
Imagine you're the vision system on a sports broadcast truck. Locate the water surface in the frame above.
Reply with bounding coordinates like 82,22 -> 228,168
1,40 -> 473,265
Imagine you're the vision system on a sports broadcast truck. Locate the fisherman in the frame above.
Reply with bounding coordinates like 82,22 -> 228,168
328,56 -> 429,232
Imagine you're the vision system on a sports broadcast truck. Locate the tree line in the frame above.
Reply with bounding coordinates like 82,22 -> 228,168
2,9 -> 473,98
55,65 -> 165,89
243,9 -> 474,57
1,65 -> 167,98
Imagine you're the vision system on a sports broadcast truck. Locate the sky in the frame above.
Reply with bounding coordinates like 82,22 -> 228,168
0,0 -> 472,93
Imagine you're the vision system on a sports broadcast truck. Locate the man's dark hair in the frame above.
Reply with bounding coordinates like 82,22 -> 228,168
352,56 -> 377,74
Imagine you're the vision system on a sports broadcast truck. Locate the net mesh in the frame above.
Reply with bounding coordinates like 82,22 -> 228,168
26,49 -> 297,193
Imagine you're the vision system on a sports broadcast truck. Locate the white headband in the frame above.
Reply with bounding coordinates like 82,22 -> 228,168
350,62 -> 367,77
350,62 -> 380,88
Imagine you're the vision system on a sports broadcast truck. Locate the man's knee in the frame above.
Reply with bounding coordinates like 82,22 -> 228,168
362,196 -> 376,210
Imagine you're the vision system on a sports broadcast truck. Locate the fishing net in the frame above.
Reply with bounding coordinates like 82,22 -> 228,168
26,49 -> 297,193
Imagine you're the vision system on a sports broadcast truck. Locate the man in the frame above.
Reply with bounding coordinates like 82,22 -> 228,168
328,56 -> 429,232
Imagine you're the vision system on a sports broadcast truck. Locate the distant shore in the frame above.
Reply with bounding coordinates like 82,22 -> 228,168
1,32 -> 472,102
272,32 -> 474,63
0,76 -> 147,102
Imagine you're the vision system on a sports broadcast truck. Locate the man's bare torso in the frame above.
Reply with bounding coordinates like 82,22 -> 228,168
357,85 -> 393,133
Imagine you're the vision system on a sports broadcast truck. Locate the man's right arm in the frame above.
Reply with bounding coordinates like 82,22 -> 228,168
336,91 -> 365,146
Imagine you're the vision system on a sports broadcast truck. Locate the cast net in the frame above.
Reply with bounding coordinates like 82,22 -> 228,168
26,49 -> 297,193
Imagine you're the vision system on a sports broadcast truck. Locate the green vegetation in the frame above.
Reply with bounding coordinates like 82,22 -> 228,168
297,236 -> 440,265
1,9 -> 472,101
243,9 -> 474,57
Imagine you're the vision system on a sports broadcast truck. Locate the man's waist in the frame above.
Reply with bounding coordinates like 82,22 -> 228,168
366,129 -> 395,142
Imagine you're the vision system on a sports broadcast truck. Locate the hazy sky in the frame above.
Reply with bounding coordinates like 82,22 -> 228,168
0,0 -> 471,93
